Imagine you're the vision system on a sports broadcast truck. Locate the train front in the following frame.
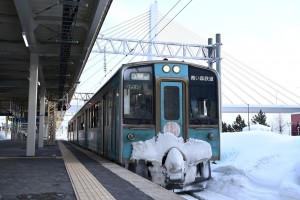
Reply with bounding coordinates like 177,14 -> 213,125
122,61 -> 220,192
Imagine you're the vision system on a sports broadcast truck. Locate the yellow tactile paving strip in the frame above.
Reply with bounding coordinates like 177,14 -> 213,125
71,144 -> 185,200
58,141 -> 116,200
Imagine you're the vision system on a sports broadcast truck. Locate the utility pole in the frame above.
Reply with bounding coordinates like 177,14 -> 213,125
208,38 -> 213,68
248,104 -> 250,131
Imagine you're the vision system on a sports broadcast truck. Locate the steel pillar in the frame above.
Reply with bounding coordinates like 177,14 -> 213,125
47,101 -> 56,145
208,38 -> 213,68
148,1 -> 158,60
216,34 -> 222,136
38,87 -> 46,148
216,34 -> 221,76
26,54 -> 38,156
5,116 -> 8,138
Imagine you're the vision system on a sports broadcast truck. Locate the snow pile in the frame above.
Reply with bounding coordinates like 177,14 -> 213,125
131,132 -> 212,165
206,129 -> 300,200
243,124 -> 271,131
131,132 -> 212,187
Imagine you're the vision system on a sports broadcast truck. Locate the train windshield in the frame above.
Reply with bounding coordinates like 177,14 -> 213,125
123,66 -> 154,124
189,66 -> 218,125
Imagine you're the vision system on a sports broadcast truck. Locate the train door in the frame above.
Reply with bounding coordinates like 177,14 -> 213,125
103,91 -> 115,159
160,82 -> 186,138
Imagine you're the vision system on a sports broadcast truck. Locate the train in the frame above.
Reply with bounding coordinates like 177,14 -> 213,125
68,59 -> 220,192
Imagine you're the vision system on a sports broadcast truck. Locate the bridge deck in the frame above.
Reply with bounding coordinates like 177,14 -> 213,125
222,105 -> 300,113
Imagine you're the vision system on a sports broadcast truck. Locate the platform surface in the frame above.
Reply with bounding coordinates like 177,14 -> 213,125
0,140 -> 184,200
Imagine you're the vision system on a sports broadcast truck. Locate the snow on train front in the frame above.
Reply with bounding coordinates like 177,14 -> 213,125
131,132 -> 212,192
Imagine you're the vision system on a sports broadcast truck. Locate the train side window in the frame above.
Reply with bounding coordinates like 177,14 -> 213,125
78,114 -> 84,130
94,102 -> 100,127
77,116 -> 81,130
88,103 -> 100,128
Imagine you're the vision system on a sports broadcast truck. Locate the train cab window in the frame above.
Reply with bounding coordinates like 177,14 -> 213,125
189,67 -> 218,125
123,66 -> 154,124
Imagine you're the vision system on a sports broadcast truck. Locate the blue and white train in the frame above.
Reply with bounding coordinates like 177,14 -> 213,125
68,60 -> 220,191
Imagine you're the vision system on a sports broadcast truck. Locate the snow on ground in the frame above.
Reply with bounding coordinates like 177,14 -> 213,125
0,132 -> 10,140
131,126 -> 300,199
206,125 -> 300,200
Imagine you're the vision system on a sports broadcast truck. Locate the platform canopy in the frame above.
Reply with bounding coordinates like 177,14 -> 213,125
0,0 -> 112,117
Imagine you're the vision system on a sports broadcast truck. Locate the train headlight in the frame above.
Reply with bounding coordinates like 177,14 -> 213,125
207,133 -> 214,140
127,133 -> 135,140
162,65 -> 171,73
173,65 -> 181,73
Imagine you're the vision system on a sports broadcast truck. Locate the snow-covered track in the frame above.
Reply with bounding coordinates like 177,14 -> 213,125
186,190 -> 234,200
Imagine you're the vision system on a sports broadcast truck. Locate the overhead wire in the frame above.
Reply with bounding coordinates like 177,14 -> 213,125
82,54 -> 103,73
80,13 -> 152,91
78,12 -> 151,91
93,0 -> 187,84
96,13 -> 150,52
76,0 -> 300,107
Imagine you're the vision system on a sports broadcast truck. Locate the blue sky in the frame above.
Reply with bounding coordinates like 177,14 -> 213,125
77,0 -> 300,94
66,0 -> 300,128
104,0 -> 300,46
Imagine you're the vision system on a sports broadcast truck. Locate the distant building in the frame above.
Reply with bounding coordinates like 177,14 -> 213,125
291,113 -> 300,136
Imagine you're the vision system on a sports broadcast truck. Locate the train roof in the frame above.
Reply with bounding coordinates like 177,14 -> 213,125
121,59 -> 210,69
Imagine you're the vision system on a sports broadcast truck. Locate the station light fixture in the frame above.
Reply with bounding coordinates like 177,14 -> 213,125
22,32 -> 29,47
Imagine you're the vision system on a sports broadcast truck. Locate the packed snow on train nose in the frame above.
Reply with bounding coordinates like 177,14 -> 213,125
130,132 -> 212,192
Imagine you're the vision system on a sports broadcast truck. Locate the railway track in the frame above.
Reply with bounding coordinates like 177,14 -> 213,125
181,190 -> 235,200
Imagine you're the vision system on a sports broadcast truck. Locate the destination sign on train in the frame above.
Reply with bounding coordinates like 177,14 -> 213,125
190,75 -> 214,82
130,72 -> 150,80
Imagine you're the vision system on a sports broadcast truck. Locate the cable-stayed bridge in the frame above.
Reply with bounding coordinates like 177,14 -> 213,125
74,2 -> 300,114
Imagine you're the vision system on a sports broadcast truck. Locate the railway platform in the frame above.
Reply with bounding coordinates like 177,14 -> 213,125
0,140 -> 184,200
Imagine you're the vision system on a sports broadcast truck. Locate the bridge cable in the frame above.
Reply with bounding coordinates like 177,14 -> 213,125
221,71 -> 261,104
79,14 -> 151,89
127,0 -> 193,63
100,11 -> 150,36
223,59 -> 279,104
92,0 -> 188,84
223,53 -> 300,104
221,80 -> 248,104
223,59 -> 286,104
